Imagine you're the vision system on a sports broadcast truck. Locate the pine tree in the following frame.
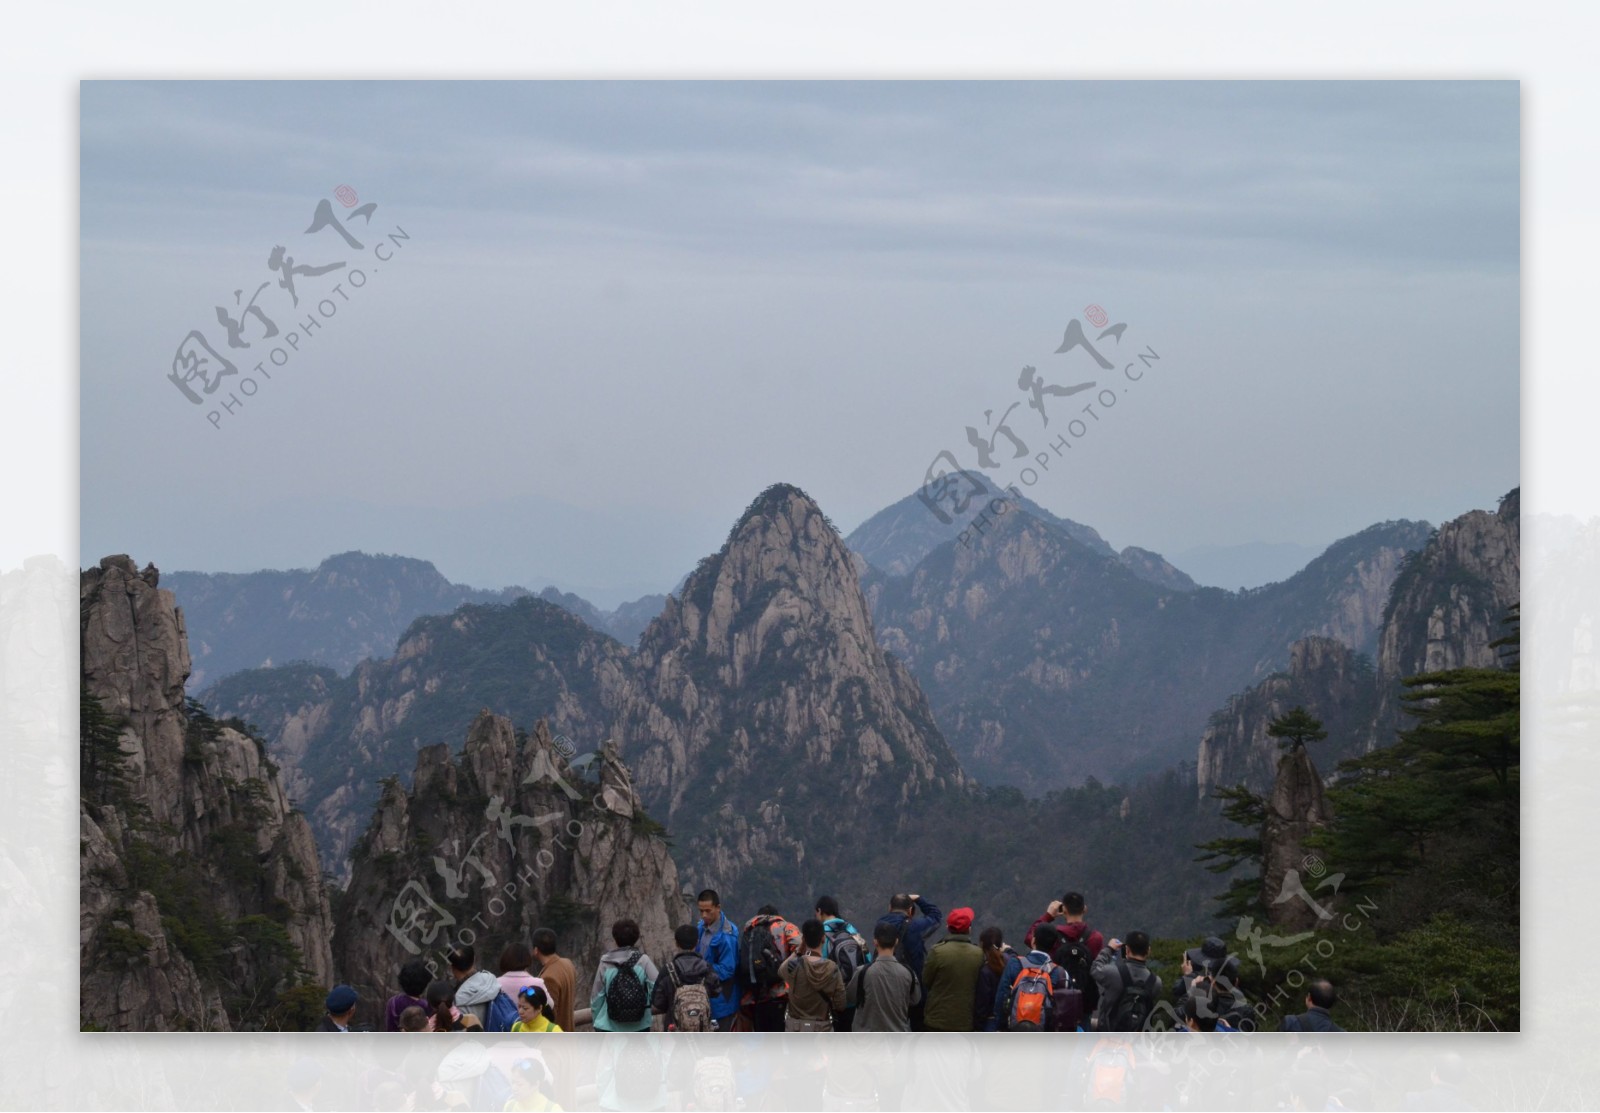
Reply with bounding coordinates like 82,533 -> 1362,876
1194,783 -> 1269,918
1267,705 -> 1327,751
80,685 -> 133,811
1317,607 -> 1519,912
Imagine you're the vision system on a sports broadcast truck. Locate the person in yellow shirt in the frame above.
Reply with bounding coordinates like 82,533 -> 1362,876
511,985 -> 563,1033
504,1056 -> 564,1112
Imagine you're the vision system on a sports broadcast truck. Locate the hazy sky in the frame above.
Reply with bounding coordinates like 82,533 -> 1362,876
81,81 -> 1518,606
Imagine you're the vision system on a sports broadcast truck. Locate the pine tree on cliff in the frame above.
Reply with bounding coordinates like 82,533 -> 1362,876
1316,606 -> 1519,911
1268,706 -> 1327,751
1195,706 -> 1329,919
80,685 -> 133,813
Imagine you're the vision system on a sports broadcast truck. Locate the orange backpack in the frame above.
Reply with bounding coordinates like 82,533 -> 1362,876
1008,958 -> 1057,1031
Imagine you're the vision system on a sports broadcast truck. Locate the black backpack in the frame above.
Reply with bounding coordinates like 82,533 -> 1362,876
824,921 -> 867,988
1107,958 -> 1158,1032
740,916 -> 784,990
1053,929 -> 1098,1012
605,950 -> 650,1025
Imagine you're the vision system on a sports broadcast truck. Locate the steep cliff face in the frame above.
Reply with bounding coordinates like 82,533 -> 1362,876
79,556 -> 334,1031
609,485 -> 967,914
1261,744 -> 1333,933
1196,637 -> 1378,798
1372,489 -> 1520,745
335,713 -> 685,1021
1255,520 -> 1435,661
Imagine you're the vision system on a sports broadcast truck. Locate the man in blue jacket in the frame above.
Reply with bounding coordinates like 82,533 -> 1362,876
874,891 -> 941,1030
1281,979 -> 1345,1032
695,888 -> 740,1031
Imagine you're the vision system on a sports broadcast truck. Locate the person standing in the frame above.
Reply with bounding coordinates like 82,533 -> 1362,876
498,941 -> 543,1000
695,888 -> 741,1032
1091,932 -> 1163,1032
1033,891 -> 1104,1017
512,985 -> 564,1033
383,959 -> 430,1032
1281,980 -> 1345,1032
446,944 -> 504,1028
974,926 -> 1017,1031
590,918 -> 659,1032
815,895 -> 867,1033
922,907 -> 983,1032
779,918 -> 847,1032
874,891 -> 941,1030
317,985 -> 358,1031
740,904 -> 801,1032
653,923 -> 723,1031
531,927 -> 578,1034
847,922 -> 922,1032
994,923 -> 1072,1031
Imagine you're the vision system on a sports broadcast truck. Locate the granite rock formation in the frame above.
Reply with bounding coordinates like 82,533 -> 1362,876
1261,743 -> 1335,933
80,556 -> 334,1031
335,713 -> 685,1022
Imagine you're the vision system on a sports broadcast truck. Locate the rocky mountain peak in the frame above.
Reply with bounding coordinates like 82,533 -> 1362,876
662,484 -> 868,668
614,483 -> 967,914
1372,489 -> 1520,739
335,711 -> 685,1021
80,556 -> 335,1030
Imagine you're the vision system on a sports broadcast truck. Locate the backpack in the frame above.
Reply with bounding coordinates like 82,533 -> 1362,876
823,921 -> 867,988
1088,1041 -> 1132,1104
605,951 -> 650,1025
668,957 -> 712,1033
692,1055 -> 736,1112
1053,928 -> 1098,1012
1107,958 -> 1158,1032
474,1063 -> 514,1111
1007,959 -> 1057,1032
485,990 -> 520,1033
739,916 -> 785,991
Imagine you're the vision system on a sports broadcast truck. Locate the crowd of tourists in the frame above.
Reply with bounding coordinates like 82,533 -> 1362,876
317,889 -> 1342,1036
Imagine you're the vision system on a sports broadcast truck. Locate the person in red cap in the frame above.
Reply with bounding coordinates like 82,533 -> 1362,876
921,906 -> 983,1031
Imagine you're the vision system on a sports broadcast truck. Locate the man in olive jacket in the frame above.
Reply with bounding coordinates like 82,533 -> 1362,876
922,907 -> 983,1032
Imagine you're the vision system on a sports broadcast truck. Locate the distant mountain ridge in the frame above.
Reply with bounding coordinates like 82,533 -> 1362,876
164,551 -> 663,690
194,483 -> 1517,939
198,486 -> 1234,932
847,480 -> 1201,592
202,486 -> 970,921
1195,489 -> 1520,798
866,502 -> 1432,788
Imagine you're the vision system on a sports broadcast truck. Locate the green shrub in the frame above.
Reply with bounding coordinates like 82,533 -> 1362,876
98,922 -> 152,969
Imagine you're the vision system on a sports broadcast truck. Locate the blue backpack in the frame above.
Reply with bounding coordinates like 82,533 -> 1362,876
485,990 -> 520,1033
